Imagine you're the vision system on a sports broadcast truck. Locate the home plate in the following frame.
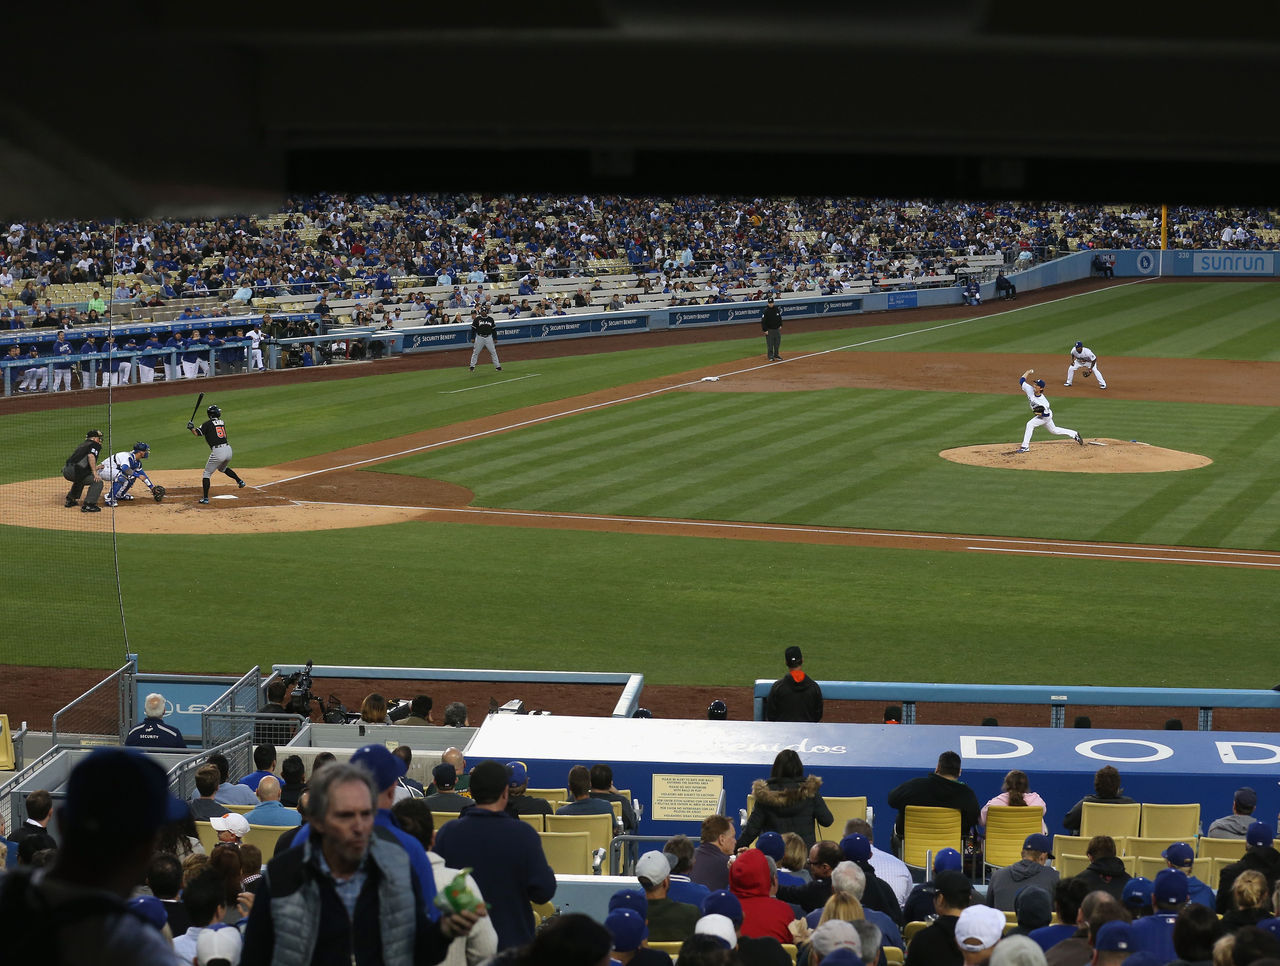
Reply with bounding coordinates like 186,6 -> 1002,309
213,494 -> 238,500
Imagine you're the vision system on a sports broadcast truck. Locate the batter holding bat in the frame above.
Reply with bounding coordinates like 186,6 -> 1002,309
1015,368 -> 1083,453
188,402 -> 246,503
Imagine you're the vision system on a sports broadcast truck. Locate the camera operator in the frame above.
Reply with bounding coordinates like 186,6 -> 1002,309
255,677 -> 297,745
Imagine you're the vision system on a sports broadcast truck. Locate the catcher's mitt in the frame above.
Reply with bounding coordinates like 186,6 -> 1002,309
152,485 -> 166,503
1082,368 -> 1092,378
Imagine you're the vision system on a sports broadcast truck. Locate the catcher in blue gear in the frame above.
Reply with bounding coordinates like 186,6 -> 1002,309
99,441 -> 166,506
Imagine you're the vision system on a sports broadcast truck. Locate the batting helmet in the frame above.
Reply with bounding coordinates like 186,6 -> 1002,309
707,700 -> 728,720
133,441 -> 150,457
207,405 -> 222,419
1075,341 -> 1083,349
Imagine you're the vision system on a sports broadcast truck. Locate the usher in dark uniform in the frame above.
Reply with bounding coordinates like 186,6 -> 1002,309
761,299 -> 783,361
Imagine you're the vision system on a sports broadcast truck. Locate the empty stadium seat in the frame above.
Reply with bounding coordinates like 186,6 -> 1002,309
1123,835 -> 1195,859
1198,836 -> 1248,862
1139,803 -> 1201,838
1079,802 -> 1141,840
545,812 -> 613,861
537,830 -> 591,875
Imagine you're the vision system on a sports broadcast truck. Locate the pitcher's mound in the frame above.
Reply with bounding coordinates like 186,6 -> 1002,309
941,438 -> 1213,473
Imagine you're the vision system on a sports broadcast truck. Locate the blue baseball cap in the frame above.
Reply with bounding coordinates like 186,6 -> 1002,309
1023,833 -> 1054,856
605,908 -> 647,952
1122,876 -> 1153,908
1248,821 -> 1275,847
609,889 -> 648,916
702,889 -> 744,927
934,847 -> 963,872
507,761 -> 529,786
1153,867 -> 1189,905
61,748 -> 189,839
350,743 -> 407,791
1162,841 -> 1195,866
756,831 -> 785,861
1094,920 -> 1133,952
841,834 -> 871,862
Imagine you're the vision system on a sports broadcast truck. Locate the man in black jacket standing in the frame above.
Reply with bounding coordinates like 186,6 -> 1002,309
763,646 -> 822,723
761,296 -> 783,361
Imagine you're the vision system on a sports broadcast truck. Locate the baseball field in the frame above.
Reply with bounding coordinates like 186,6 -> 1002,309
2,278 -> 1279,724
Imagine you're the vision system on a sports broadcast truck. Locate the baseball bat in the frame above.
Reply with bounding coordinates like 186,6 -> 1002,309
189,391 -> 204,425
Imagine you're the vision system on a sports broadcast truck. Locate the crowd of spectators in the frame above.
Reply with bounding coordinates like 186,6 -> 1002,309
3,195 -> 1279,329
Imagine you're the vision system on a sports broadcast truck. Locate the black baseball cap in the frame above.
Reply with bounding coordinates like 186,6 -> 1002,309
785,646 -> 803,668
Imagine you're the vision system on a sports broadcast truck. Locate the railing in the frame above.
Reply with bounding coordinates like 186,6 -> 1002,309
167,732 -> 252,802
200,667 -> 264,750
50,659 -> 136,747
751,679 -> 1280,729
0,746 -> 63,833
272,664 -> 645,719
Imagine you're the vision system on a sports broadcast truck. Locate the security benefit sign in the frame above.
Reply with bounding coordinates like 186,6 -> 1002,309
652,773 -> 724,822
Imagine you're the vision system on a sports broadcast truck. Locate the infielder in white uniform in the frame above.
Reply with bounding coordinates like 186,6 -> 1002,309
1016,369 -> 1083,452
1065,341 -> 1107,388
248,320 -> 266,371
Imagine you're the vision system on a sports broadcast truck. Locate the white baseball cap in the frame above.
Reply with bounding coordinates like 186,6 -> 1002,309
197,924 -> 243,965
210,813 -> 250,837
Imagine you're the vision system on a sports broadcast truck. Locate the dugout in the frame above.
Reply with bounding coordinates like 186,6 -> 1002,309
466,714 -> 1280,856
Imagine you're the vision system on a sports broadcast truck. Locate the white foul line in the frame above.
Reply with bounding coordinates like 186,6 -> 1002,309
440,373 -> 542,394
277,500 -> 1279,567
262,281 -> 1152,489
968,547 -> 1280,568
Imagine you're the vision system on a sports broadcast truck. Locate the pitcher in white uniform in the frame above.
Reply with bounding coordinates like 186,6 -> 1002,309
1065,341 -> 1107,388
1016,369 -> 1083,453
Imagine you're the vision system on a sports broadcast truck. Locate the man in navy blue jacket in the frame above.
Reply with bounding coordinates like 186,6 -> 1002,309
434,760 -> 557,949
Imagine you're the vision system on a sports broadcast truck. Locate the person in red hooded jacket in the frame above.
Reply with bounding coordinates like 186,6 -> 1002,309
730,848 -> 800,943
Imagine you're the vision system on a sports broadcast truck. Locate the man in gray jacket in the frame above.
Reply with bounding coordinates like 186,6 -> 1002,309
241,762 -> 481,966
1206,786 -> 1257,839
984,833 -> 1059,911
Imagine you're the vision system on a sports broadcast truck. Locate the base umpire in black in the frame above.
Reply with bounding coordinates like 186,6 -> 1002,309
189,404 -> 246,504
761,296 -> 783,361
63,429 -> 105,512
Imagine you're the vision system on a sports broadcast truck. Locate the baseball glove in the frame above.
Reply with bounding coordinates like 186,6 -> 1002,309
152,485 -> 166,503
1082,368 -> 1092,378
1032,405 -> 1047,416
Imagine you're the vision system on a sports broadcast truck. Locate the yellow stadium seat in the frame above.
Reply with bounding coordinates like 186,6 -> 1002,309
545,812 -> 614,859
1079,802 -> 1141,840
537,830 -> 591,875
1197,836 -> 1247,862
1140,803 -> 1201,839
1056,853 -> 1090,876
901,806 -> 962,871
517,812 -> 545,832
983,806 -> 1046,876
1123,835 -> 1195,859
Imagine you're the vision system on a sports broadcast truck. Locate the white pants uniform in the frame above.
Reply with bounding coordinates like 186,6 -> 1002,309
195,357 -> 210,377
117,362 -> 132,384
182,359 -> 199,379
1022,412 -> 1078,449
138,360 -> 156,383
204,443 -> 233,478
1066,347 -> 1106,388
470,334 -> 500,369
250,347 -> 263,370
52,368 -> 72,392
165,357 -> 181,380
1020,379 -> 1078,448
20,366 -> 48,391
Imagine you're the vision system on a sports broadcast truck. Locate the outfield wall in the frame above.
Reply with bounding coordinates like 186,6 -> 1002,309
466,714 -> 1280,853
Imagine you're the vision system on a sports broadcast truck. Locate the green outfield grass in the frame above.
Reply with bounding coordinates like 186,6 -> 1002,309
3,282 -> 1278,682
